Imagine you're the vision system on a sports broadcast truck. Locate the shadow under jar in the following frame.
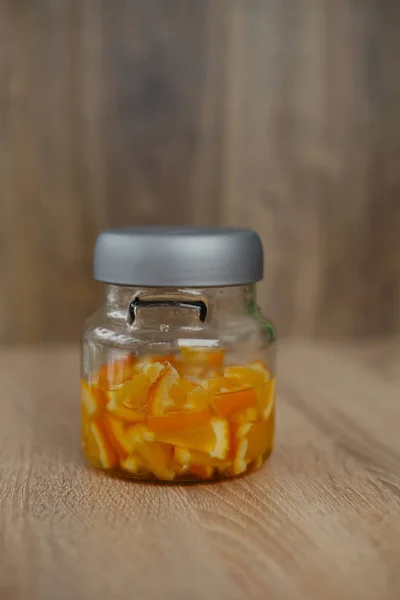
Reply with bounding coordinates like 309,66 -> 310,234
81,227 -> 276,482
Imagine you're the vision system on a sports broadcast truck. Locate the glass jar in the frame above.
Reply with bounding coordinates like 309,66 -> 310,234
81,227 -> 276,482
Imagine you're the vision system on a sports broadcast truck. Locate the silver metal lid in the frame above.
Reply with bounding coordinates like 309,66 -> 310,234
94,227 -> 263,286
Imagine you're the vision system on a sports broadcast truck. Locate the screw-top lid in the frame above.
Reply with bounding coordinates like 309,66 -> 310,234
94,226 -> 263,287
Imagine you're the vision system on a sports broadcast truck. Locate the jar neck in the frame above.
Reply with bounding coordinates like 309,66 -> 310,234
103,284 -> 257,326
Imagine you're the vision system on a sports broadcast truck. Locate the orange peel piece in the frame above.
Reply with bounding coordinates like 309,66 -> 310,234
224,365 -> 266,388
147,408 -> 211,433
120,455 -> 143,475
104,366 -> 165,423
89,420 -> 118,468
245,421 -> 272,461
135,354 -> 176,371
156,417 -> 229,460
135,442 -> 175,481
213,387 -> 257,418
105,394 -> 146,423
189,464 -> 215,479
103,414 -> 135,456
81,380 -> 106,418
230,407 -> 259,422
149,363 -> 185,416
174,447 -> 229,470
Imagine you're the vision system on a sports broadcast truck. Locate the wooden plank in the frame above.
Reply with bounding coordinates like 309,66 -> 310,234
102,0 -> 222,227
0,1 -> 105,342
221,0 -> 400,337
0,0 -> 399,342
0,342 -> 399,599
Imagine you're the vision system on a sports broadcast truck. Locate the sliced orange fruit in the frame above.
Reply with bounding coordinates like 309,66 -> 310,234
260,377 -> 276,421
81,380 -> 106,418
105,362 -> 164,406
174,447 -> 229,470
121,454 -> 144,476
224,365 -> 266,388
140,361 -> 166,382
125,423 -> 155,446
233,438 -> 249,475
227,362 -> 275,421
168,380 -> 213,410
189,464 -> 215,479
96,355 -> 136,390
88,420 -> 118,468
103,413 -> 133,455
202,376 -> 238,395
104,365 -> 165,423
230,407 -> 259,422
245,421 -> 272,461
105,395 -> 146,423
147,408 -> 211,433
135,442 -> 175,480
257,377 -> 276,421
228,422 -> 251,473
156,417 -> 229,460
184,386 -> 212,410
135,354 -> 176,371
213,387 -> 257,418
106,374 -> 149,407
149,363 -> 185,416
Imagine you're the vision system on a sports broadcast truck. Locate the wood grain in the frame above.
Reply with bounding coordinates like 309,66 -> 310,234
0,0 -> 400,342
0,341 -> 399,600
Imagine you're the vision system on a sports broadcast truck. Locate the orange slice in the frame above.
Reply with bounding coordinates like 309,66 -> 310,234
174,447 -> 229,470
105,395 -> 146,423
81,380 -> 106,418
233,438 -> 249,475
230,407 -> 259,422
149,363 -> 185,416
135,354 -> 176,371
202,377 -> 238,395
257,377 -> 276,421
184,386 -> 212,410
125,423 -> 155,446
96,355 -> 136,390
103,414 -> 135,455
224,365 -> 266,388
106,374 -> 149,407
245,421 -> 272,461
229,422 -> 252,474
213,387 -> 257,418
121,455 -> 143,476
141,361 -> 166,382
189,464 -> 215,479
104,365 -> 166,422
147,408 -> 211,433
227,363 -> 275,421
135,442 -> 175,480
88,420 -> 118,468
156,417 -> 229,460
168,380 -> 212,411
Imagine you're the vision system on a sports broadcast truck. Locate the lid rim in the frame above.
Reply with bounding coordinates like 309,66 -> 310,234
93,226 -> 264,287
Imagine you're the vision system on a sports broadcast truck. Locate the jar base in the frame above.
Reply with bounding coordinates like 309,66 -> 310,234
83,450 -> 272,484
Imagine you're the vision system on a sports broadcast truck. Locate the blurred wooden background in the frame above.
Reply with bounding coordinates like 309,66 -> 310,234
0,0 -> 399,343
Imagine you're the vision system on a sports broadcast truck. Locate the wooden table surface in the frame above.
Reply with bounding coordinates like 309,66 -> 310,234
1,341 -> 399,600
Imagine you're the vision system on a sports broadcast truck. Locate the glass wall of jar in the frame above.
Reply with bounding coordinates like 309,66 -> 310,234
81,228 -> 276,482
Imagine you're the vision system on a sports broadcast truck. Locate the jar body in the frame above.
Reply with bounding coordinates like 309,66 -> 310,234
81,284 -> 276,482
